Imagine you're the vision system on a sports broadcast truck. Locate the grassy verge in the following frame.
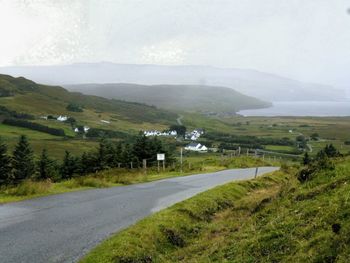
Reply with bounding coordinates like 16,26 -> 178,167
81,158 -> 350,263
0,156 -> 275,204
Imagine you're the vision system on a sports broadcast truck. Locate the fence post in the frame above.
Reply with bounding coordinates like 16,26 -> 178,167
255,167 -> 259,178
143,159 -> 147,174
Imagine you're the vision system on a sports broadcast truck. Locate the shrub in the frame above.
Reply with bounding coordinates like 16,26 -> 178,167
9,180 -> 52,196
66,103 -> 83,112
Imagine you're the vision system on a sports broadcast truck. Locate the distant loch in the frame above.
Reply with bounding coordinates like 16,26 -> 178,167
238,101 -> 350,117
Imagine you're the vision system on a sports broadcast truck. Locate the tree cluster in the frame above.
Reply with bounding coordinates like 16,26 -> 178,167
3,118 -> 65,137
0,105 -> 34,120
298,144 -> 342,182
205,132 -> 295,148
66,103 -> 83,112
0,134 -> 174,186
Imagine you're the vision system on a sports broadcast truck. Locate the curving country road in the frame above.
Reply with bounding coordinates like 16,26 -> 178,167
0,167 -> 278,263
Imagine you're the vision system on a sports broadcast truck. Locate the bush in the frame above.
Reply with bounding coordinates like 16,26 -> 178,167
66,103 -> 83,112
9,180 -> 52,196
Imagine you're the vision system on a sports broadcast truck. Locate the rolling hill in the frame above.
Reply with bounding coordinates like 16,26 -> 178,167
65,83 -> 271,113
0,74 -> 178,158
0,63 -> 345,101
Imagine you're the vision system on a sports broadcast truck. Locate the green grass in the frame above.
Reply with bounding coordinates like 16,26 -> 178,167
81,158 -> 350,263
0,156 -> 274,204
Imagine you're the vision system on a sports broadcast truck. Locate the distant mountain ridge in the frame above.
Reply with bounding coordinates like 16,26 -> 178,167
0,63 -> 345,101
65,83 -> 271,113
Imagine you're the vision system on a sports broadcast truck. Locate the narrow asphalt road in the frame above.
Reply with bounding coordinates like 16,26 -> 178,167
0,167 -> 278,263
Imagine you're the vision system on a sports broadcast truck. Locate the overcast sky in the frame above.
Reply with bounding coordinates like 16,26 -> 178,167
0,0 -> 350,87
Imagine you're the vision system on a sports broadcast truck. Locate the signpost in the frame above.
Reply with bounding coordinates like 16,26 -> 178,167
157,153 -> 165,172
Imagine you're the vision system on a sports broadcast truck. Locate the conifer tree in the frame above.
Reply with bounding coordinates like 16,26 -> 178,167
12,135 -> 35,183
302,152 -> 311,166
0,137 -> 12,185
60,151 -> 77,179
97,138 -> 115,170
113,142 -> 123,167
38,149 -> 57,180
122,143 -> 135,167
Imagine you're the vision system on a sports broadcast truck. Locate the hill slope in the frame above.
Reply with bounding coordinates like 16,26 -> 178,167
66,83 -> 271,113
0,63 -> 345,101
0,74 -> 177,158
0,74 -> 177,124
81,158 -> 350,263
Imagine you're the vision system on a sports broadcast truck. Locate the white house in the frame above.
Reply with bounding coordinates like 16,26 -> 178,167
144,130 -> 177,137
57,115 -> 68,122
185,128 -> 204,141
74,128 -> 79,133
84,126 -> 90,132
185,142 -> 208,152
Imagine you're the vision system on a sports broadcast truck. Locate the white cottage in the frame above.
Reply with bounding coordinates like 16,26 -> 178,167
57,115 -> 68,122
185,142 -> 208,152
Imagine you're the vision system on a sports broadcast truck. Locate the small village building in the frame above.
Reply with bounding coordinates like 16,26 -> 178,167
185,142 -> 208,152
57,115 -> 68,122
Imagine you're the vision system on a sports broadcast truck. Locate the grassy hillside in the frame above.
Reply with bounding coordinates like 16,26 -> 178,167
0,74 -> 177,124
66,83 -> 271,113
0,74 -> 178,157
81,157 -> 350,263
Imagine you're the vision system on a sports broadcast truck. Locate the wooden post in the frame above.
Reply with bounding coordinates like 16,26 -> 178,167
246,149 -> 249,156
143,159 -> 147,174
118,163 -> 121,168
158,160 -> 160,173
162,160 -> 165,171
130,162 -> 133,169
180,148 -> 183,173
238,146 -> 241,156
255,167 -> 259,178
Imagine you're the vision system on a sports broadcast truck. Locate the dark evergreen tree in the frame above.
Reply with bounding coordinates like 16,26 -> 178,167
132,134 -> 152,164
0,137 -> 12,185
169,124 -> 186,137
302,152 -> 311,166
38,149 -> 57,180
60,151 -> 78,179
122,143 -> 135,167
324,144 -> 341,158
12,135 -> 35,183
112,142 -> 123,167
96,138 -> 116,170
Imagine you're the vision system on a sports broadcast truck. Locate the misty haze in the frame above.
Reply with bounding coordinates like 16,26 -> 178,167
1,1 -> 350,263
